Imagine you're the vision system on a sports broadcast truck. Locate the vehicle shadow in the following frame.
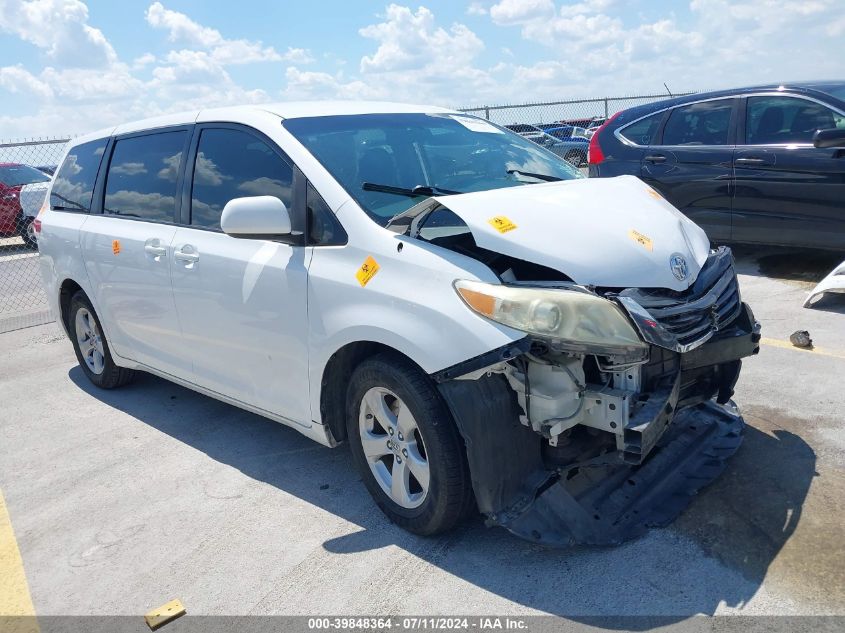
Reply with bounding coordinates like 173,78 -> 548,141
68,368 -> 816,622
731,244 -> 845,284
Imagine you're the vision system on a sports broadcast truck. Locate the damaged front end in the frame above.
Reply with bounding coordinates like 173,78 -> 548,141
434,248 -> 760,546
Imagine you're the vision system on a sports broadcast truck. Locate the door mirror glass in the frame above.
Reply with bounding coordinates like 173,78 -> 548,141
220,196 -> 292,238
813,127 -> 845,149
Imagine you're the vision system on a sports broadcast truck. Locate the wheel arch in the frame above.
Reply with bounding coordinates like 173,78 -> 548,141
58,278 -> 85,334
319,340 -> 428,444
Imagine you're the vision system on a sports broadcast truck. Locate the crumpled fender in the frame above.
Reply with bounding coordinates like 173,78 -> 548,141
804,259 -> 845,308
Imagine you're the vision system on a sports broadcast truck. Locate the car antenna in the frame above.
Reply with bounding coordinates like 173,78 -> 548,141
663,82 -> 673,97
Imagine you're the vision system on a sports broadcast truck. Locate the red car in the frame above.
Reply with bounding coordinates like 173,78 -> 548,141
0,163 -> 50,237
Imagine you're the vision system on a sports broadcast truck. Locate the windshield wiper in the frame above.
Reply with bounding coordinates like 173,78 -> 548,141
506,169 -> 563,183
362,182 -> 462,197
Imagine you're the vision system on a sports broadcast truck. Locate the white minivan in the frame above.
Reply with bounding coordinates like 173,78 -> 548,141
38,102 -> 760,546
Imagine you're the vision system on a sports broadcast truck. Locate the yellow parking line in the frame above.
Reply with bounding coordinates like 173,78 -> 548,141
760,337 -> 845,360
0,488 -> 37,619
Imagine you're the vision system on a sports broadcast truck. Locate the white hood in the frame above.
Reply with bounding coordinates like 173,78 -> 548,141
430,175 -> 711,292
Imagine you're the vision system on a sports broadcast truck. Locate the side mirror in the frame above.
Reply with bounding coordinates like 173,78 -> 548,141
221,196 -> 298,242
813,128 -> 845,149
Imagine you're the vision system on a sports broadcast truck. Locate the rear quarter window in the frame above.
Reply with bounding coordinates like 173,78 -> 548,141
618,112 -> 663,145
50,139 -> 108,212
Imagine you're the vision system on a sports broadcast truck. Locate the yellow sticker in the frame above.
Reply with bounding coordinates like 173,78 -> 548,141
488,216 -> 517,233
356,255 -> 380,287
112,239 -> 121,255
646,188 -> 663,200
628,229 -> 653,251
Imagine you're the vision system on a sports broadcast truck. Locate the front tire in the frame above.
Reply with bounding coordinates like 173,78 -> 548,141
346,353 -> 473,535
69,291 -> 136,389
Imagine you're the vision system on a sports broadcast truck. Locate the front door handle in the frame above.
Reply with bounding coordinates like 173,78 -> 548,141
735,157 -> 765,165
174,246 -> 199,263
644,154 -> 666,164
144,244 -> 167,256
144,240 -> 167,259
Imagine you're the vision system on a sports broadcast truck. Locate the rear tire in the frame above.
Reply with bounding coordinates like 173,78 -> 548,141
69,291 -> 136,389
346,353 -> 474,535
20,217 -> 37,249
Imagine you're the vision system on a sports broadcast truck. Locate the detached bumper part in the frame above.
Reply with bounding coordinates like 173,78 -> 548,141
436,300 -> 759,547
804,258 -> 845,308
502,401 -> 744,546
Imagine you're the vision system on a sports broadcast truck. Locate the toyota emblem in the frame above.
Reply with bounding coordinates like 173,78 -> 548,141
670,253 -> 689,281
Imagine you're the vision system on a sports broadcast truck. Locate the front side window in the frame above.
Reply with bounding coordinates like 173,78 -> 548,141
662,99 -> 733,146
745,96 -> 845,145
619,112 -> 663,145
104,131 -> 186,222
50,139 -> 107,212
307,182 -> 346,245
190,128 -> 293,230
284,113 -> 581,225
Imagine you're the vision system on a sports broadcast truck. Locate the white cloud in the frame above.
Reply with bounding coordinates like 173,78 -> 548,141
483,0 -> 844,100
466,2 -> 487,16
1,0 -> 843,137
359,5 -> 484,73
0,0 -> 117,67
145,1 -> 297,65
0,65 -> 54,98
282,67 -> 378,101
489,0 -> 554,24
132,52 -> 156,69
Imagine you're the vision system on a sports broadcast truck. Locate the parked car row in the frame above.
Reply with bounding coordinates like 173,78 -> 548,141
0,162 -> 53,248
504,123 -> 588,166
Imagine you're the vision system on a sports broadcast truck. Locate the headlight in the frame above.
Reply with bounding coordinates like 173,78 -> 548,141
454,279 -> 646,355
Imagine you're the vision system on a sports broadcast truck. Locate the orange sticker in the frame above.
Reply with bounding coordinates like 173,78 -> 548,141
112,240 -> 121,255
628,229 -> 653,251
356,255 -> 380,287
646,188 -> 663,200
488,216 -> 517,233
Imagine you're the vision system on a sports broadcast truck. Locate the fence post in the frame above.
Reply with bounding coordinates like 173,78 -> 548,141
484,106 -> 490,120
603,98 -> 609,119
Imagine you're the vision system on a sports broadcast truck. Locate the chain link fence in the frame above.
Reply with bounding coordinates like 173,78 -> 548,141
0,137 -> 69,333
459,93 -> 694,171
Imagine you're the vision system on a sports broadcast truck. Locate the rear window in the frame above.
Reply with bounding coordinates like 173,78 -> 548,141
0,164 -> 50,188
619,112 -> 662,145
104,131 -> 186,222
50,139 -> 107,212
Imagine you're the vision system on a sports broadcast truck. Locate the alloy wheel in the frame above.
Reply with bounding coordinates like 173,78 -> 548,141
74,307 -> 105,375
358,387 -> 430,509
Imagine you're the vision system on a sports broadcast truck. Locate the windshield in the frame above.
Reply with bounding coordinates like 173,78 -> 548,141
284,113 -> 582,225
0,164 -> 51,187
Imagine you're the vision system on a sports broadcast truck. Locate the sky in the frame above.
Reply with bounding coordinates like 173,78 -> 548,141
0,0 -> 843,138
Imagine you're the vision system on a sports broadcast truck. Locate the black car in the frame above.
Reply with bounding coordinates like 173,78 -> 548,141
588,82 -> 845,250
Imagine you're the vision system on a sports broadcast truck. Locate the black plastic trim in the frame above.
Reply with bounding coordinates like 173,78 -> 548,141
430,337 -> 531,383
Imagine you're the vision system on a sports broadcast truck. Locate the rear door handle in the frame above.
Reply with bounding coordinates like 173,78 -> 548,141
735,157 -> 765,165
643,154 -> 666,164
174,246 -> 199,263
